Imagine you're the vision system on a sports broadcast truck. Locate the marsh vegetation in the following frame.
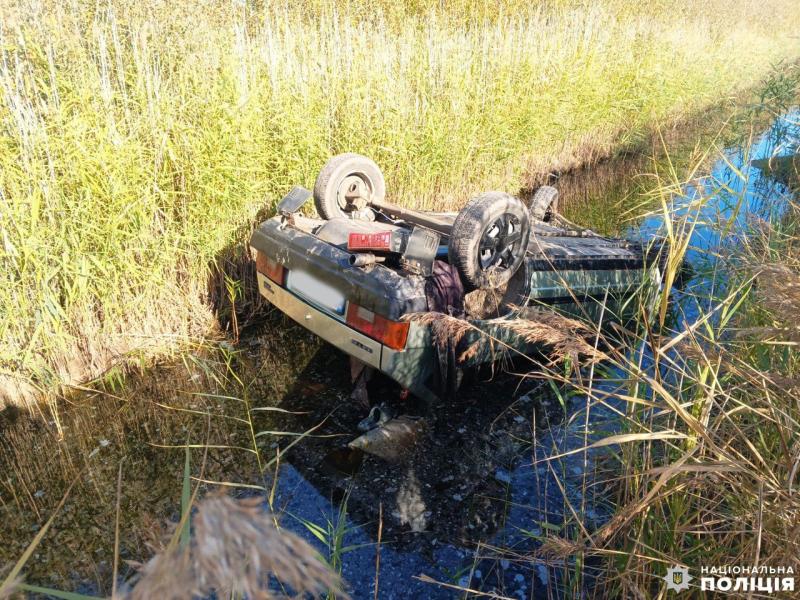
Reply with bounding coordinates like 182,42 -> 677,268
1,1 -> 800,598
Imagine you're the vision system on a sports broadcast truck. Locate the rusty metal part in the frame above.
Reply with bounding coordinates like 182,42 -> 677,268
340,180 -> 453,235
369,198 -> 453,235
349,253 -> 386,267
341,175 -> 370,210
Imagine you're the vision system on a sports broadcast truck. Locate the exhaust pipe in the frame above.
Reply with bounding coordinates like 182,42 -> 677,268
349,253 -> 385,267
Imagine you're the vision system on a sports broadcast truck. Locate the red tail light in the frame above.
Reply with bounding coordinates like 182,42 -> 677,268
255,251 -> 285,285
347,231 -> 393,251
346,304 -> 409,350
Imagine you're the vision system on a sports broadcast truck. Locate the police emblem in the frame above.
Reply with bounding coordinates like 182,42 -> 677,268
664,565 -> 692,592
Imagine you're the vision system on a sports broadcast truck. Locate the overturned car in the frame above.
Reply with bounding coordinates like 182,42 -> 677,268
250,154 -> 664,402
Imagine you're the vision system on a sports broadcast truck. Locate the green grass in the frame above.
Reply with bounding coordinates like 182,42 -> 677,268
2,0 -> 800,410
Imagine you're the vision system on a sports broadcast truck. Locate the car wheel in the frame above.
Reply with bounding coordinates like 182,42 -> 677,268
313,153 -> 386,220
529,185 -> 559,222
448,192 -> 531,290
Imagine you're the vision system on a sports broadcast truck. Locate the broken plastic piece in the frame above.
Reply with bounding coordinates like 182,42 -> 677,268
348,415 -> 425,462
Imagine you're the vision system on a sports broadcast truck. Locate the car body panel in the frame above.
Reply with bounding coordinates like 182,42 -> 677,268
251,214 -> 662,399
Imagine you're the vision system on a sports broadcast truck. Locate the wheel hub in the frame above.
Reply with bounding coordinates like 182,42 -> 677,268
479,215 -> 522,271
338,174 -> 370,211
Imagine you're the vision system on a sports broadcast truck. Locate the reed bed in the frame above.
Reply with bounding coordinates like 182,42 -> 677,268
2,141 -> 799,598
127,493 -> 344,600
521,130 -> 800,595
404,95 -> 800,596
2,0 -> 800,409
0,332 -> 337,597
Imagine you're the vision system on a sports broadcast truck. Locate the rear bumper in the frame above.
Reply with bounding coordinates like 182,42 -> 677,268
250,218 -> 428,320
258,273 -> 381,367
257,273 -> 437,399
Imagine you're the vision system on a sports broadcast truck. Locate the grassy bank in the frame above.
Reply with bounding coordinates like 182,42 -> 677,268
2,0 -> 800,409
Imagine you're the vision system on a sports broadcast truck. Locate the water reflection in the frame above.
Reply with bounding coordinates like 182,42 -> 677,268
635,109 -> 799,325
639,109 -> 799,257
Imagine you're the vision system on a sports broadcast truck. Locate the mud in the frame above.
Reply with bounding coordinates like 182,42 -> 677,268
244,335 -> 564,549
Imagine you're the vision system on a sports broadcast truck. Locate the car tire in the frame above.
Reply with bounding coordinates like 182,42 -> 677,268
448,192 -> 531,290
529,185 -> 559,221
313,153 -> 386,220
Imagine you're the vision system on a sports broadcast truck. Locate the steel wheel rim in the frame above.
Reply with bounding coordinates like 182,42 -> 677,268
478,214 -> 523,271
336,173 -> 373,212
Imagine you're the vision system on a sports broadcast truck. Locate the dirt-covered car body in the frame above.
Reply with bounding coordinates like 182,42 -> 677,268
250,204 -> 662,401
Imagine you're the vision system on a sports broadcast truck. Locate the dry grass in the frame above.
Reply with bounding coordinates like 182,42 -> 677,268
407,306 -> 604,367
464,286 -> 508,319
500,308 -> 606,366
0,575 -> 19,600
528,326 -> 800,595
127,494 -> 344,600
405,311 -> 475,349
756,263 -> 800,316
517,125 -> 800,596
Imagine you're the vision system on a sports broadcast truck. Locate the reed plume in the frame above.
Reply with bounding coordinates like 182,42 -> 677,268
127,494 -> 345,600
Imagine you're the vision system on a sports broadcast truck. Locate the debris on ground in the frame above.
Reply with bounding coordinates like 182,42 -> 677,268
348,415 -> 426,462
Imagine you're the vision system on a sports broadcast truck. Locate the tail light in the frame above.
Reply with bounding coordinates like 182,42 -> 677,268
255,251 -> 285,285
346,304 -> 409,350
347,230 -> 406,253
348,231 -> 393,251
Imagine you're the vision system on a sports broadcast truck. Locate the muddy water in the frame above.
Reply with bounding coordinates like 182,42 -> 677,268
1,106 -> 798,599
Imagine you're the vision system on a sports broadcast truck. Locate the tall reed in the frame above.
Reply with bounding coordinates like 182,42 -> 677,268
2,0 -> 799,410
528,116 -> 800,596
